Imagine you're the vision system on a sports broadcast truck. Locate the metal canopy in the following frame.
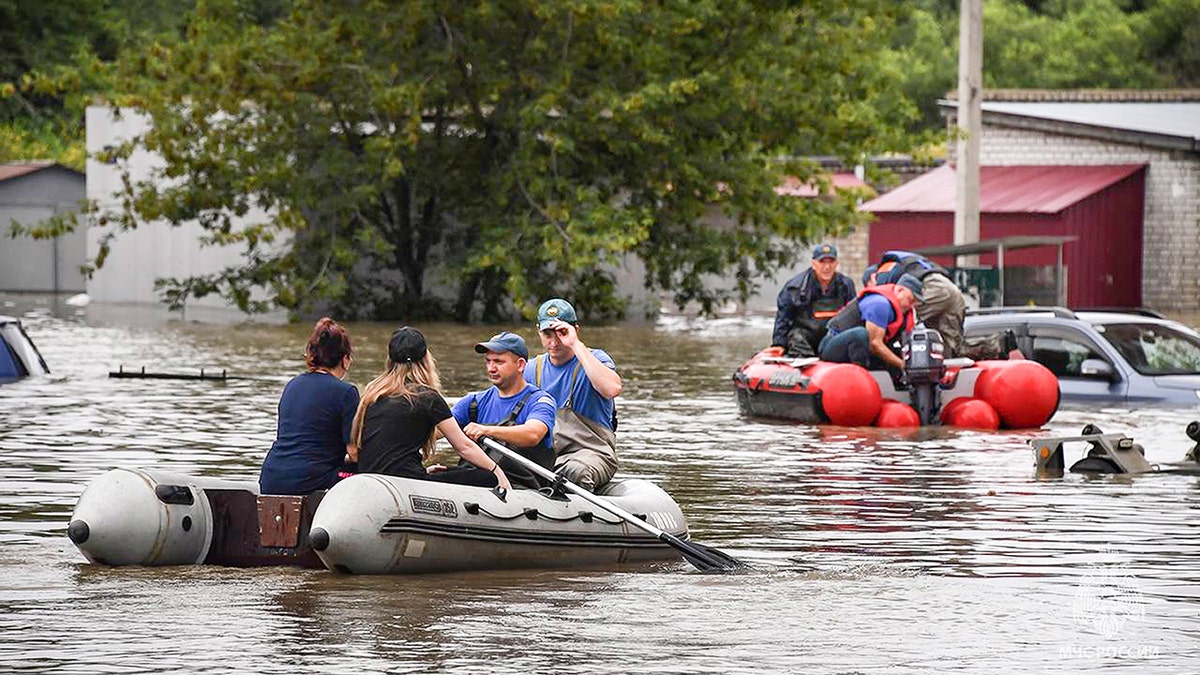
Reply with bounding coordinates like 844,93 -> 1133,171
912,235 -> 1078,306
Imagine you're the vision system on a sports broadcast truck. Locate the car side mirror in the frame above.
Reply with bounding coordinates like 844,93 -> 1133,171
1080,358 -> 1117,381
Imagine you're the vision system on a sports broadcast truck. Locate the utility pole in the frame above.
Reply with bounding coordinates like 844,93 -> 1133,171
954,0 -> 982,268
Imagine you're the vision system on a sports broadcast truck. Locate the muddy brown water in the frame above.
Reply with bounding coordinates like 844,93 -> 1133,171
1,295 -> 1197,673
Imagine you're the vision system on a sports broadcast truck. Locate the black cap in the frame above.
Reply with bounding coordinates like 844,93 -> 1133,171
389,326 -> 427,363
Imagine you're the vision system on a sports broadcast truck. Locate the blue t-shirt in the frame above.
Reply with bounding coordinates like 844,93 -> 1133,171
451,383 -> 557,451
523,351 -> 617,430
858,294 -> 897,331
259,372 -> 360,495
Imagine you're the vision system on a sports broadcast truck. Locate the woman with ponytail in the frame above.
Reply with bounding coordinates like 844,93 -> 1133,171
259,317 -> 359,495
352,326 -> 512,490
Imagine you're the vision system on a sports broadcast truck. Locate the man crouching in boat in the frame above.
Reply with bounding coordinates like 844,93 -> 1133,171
436,332 -> 557,489
526,298 -> 622,492
818,273 -> 923,372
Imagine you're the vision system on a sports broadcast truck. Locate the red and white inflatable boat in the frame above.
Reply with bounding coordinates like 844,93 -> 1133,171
732,329 -> 1059,429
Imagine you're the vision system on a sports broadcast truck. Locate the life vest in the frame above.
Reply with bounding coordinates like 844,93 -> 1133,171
788,269 -> 854,322
825,284 -> 915,342
879,250 -> 948,283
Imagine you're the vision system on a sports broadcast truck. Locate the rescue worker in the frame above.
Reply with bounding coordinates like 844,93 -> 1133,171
767,243 -> 857,358
870,250 -> 967,357
819,273 -> 923,370
525,298 -> 622,491
442,332 -> 557,489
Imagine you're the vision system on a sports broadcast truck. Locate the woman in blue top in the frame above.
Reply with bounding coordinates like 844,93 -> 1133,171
259,317 -> 360,495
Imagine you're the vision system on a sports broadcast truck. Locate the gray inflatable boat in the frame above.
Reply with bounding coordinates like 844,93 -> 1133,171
309,473 -> 689,574
67,468 -> 689,573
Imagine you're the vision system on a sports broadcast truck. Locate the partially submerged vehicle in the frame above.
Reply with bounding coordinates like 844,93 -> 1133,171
964,307 -> 1200,405
1031,421 -> 1200,476
0,315 -> 49,382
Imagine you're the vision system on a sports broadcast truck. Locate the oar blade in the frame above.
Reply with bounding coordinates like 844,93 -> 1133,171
660,532 -> 746,573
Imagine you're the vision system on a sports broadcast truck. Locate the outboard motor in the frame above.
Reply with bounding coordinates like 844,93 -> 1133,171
902,323 -> 946,425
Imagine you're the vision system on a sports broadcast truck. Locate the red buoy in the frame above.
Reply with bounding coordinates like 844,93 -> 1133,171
806,362 -> 882,426
875,399 -> 920,427
973,360 -> 1059,429
939,396 -> 971,421
940,397 -> 1001,430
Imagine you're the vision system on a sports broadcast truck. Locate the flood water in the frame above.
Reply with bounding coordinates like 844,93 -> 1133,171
2,294 -> 1198,673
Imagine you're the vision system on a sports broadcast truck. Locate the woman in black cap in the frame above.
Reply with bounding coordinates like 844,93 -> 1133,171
259,317 -> 359,495
351,326 -> 512,490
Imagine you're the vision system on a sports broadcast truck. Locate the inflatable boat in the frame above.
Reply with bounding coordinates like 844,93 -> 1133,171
309,473 -> 688,574
67,468 -> 325,568
67,468 -> 689,573
733,325 -> 1059,429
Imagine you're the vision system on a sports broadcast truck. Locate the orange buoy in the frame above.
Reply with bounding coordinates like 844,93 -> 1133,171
874,399 -> 920,427
941,397 -> 1001,430
806,362 -> 882,426
973,360 -> 1059,429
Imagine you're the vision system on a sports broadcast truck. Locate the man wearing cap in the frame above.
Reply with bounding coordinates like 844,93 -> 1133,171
767,243 -> 857,358
819,273 -> 923,370
525,298 -> 622,491
868,250 -> 967,357
445,332 -> 557,489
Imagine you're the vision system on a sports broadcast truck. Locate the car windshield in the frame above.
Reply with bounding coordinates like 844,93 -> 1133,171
1094,322 -> 1200,376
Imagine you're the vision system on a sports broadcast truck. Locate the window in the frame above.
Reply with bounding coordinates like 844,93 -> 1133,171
1096,323 -> 1200,376
1028,327 -> 1107,378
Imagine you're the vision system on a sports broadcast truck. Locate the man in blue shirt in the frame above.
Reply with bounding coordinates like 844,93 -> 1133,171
446,332 -> 557,489
819,274 -> 923,370
869,250 -> 967,357
525,298 -> 623,491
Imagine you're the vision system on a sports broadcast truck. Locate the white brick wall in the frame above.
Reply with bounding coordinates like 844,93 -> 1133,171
956,124 -> 1200,311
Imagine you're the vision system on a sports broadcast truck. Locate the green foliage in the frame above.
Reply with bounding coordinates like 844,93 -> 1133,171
886,0 -> 1197,131
86,0 -> 919,320
983,0 -> 1164,88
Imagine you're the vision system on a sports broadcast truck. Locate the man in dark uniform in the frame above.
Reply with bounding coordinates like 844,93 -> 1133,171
768,243 -> 857,358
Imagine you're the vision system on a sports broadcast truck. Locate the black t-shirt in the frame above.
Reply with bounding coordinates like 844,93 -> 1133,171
358,389 -> 452,479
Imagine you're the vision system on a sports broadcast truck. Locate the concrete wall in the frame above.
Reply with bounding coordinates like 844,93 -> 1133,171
0,168 -> 87,293
962,124 -> 1199,311
86,106 -> 281,309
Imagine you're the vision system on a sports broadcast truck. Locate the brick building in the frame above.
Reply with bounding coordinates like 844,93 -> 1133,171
941,90 -> 1200,311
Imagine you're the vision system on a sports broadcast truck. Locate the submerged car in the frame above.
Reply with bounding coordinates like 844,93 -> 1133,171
0,315 -> 50,382
963,307 -> 1200,405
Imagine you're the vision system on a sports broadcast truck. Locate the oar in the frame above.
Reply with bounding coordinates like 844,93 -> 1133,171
479,437 -> 745,573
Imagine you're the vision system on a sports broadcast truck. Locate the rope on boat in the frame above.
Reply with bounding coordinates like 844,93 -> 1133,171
462,501 -> 624,525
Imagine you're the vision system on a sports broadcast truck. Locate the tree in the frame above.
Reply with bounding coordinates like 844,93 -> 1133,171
83,0 -> 920,320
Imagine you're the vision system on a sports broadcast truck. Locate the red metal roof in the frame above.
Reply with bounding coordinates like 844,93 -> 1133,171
775,172 -> 870,197
861,164 -> 1146,214
0,161 -> 57,183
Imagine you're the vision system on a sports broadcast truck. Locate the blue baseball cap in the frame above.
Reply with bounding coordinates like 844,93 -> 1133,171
474,331 -> 529,359
537,298 -> 578,331
812,243 -> 838,260
895,273 -> 925,301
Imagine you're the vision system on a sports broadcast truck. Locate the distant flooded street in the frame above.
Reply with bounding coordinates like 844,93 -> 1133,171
1,294 -> 1197,673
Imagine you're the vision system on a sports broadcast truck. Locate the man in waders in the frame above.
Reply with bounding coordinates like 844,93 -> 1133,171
525,298 -> 623,491
445,332 -> 557,489
766,243 -> 857,358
